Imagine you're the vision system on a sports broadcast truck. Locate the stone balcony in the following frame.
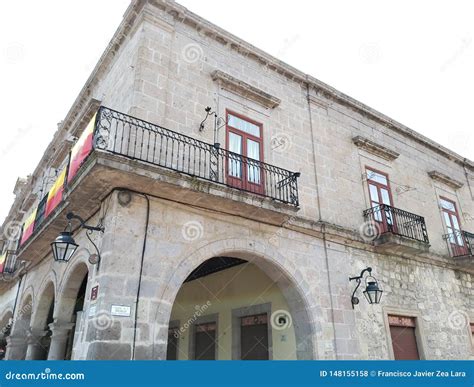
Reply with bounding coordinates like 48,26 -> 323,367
12,107 -> 301,266
363,204 -> 430,254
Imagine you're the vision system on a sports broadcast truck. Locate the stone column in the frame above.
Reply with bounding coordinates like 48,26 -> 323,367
47,322 -> 74,360
5,335 -> 28,360
25,330 -> 49,360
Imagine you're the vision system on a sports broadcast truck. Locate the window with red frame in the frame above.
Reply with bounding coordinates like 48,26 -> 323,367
366,168 -> 395,232
225,111 -> 264,194
440,197 -> 466,254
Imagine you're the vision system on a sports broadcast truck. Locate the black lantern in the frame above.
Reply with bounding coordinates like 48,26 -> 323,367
363,279 -> 383,305
51,231 -> 79,263
349,267 -> 383,308
51,212 -> 104,265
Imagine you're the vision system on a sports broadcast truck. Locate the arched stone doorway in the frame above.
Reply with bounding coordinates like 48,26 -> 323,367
0,309 -> 13,360
56,262 -> 89,360
7,293 -> 33,360
159,242 -> 316,360
27,282 -> 55,360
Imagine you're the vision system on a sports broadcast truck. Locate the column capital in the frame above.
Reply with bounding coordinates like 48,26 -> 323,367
26,329 -> 49,344
48,322 -> 75,341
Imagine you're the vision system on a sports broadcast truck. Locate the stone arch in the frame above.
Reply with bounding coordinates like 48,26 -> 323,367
10,293 -> 33,336
31,281 -> 55,331
56,260 -> 90,323
6,293 -> 33,360
0,309 -> 13,327
152,238 -> 317,360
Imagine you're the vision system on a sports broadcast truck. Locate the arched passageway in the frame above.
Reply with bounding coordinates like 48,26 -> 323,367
165,254 -> 314,360
28,282 -> 55,360
56,262 -> 89,360
7,294 -> 33,360
0,310 -> 13,360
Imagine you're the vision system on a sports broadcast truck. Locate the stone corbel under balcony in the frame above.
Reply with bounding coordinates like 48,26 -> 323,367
211,70 -> 281,109
352,136 -> 400,161
428,170 -> 463,190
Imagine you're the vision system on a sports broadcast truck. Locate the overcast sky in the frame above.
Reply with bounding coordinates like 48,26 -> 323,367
1,0 -> 473,223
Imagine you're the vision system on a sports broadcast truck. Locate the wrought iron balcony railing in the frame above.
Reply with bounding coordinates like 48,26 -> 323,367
363,204 -> 429,244
1,250 -> 19,276
443,230 -> 474,258
93,107 -> 300,206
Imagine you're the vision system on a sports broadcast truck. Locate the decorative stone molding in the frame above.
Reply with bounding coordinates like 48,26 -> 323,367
352,136 -> 400,161
211,70 -> 281,109
428,170 -> 463,190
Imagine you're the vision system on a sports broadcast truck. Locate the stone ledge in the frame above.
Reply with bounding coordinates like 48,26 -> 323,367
211,70 -> 281,109
352,136 -> 400,161
428,170 -> 464,190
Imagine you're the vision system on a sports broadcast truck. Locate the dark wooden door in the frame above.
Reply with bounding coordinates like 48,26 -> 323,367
194,322 -> 216,360
240,313 -> 269,360
226,111 -> 264,195
389,315 -> 420,360
166,327 -> 179,360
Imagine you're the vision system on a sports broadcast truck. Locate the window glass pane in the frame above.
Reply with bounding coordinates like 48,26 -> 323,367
228,114 -> 260,137
247,139 -> 261,184
380,188 -> 391,205
366,169 -> 387,185
371,202 -> 382,221
451,214 -> 461,231
442,212 -> 452,228
369,184 -> 379,202
229,132 -> 242,178
440,199 -> 455,211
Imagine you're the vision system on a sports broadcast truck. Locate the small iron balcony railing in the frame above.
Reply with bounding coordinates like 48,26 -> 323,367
1,250 -> 18,276
443,230 -> 474,258
93,107 -> 300,206
363,204 -> 429,244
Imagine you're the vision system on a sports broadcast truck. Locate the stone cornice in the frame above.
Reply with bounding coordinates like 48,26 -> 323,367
211,70 -> 281,109
352,136 -> 400,161
428,170 -> 464,189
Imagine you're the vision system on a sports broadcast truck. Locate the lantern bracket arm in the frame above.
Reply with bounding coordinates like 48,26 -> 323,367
66,212 -> 104,233
349,267 -> 373,309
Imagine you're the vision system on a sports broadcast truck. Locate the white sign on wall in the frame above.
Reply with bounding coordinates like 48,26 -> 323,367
111,305 -> 131,317
88,304 -> 97,317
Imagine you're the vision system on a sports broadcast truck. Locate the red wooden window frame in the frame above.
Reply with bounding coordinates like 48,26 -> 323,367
366,167 -> 396,233
225,110 -> 264,195
440,196 -> 467,255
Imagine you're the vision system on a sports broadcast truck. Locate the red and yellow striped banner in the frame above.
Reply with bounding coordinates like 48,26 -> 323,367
44,167 -> 67,218
68,112 -> 96,183
0,253 -> 5,273
20,208 -> 37,246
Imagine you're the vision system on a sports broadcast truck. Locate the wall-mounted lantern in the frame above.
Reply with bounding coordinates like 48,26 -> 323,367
349,267 -> 383,309
51,212 -> 104,265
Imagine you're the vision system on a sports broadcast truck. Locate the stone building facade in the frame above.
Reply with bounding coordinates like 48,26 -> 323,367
0,0 -> 473,361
